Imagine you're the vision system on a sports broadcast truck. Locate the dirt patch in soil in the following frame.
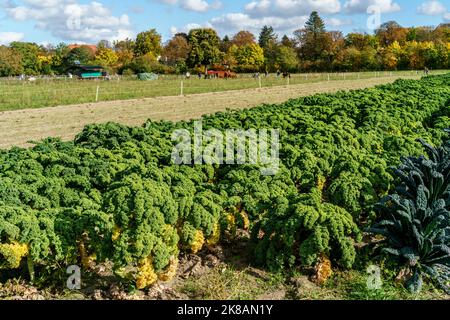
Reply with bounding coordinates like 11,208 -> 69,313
0,235 -> 284,300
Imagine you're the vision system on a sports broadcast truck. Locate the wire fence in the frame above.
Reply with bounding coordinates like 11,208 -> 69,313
0,70 -> 445,111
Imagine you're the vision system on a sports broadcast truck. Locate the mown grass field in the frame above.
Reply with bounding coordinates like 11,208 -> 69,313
1,70 -> 446,112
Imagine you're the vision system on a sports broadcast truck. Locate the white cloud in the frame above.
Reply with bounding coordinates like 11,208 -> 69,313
39,41 -> 52,47
326,17 -> 353,27
181,0 -> 210,12
156,0 -> 178,4
155,0 -> 222,13
24,0 -> 62,7
201,0 -> 343,36
210,13 -> 353,34
173,0 -> 352,37
210,12 -> 309,35
204,0 -> 351,36
185,22 -> 207,29
445,12 -> 450,21
417,1 -> 447,16
0,31 -> 25,45
170,26 -> 179,36
245,0 -> 341,18
170,22 -> 213,35
244,0 -> 271,15
4,0 -> 133,43
344,0 -> 401,14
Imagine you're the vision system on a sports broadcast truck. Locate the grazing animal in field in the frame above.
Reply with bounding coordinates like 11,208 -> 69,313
206,70 -> 237,79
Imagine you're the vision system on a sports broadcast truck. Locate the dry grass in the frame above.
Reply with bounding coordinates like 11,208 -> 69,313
0,75 -> 420,149
179,266 -> 286,300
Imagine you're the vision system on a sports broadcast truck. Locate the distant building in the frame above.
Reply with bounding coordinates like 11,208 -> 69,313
67,65 -> 106,79
68,44 -> 98,54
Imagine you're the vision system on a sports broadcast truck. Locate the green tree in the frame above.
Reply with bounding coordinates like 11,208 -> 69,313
360,47 -> 380,70
50,43 -> 70,74
275,46 -> 299,72
435,41 -> 449,69
258,25 -> 277,50
281,35 -> 295,48
345,33 -> 378,50
420,41 -> 440,69
258,26 -> 279,71
63,46 -> 95,68
187,28 -> 222,68
134,29 -> 162,58
220,35 -> 232,52
297,11 -> 327,63
228,43 -> 264,72
127,55 -> 165,73
9,42 -> 40,75
333,47 -> 362,71
0,46 -> 23,76
95,47 -> 119,68
263,41 -> 281,72
305,11 -> 325,34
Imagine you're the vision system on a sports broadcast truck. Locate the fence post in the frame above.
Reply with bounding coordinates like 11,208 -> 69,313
259,76 -> 262,89
327,74 -> 330,82
180,80 -> 184,96
95,86 -> 100,102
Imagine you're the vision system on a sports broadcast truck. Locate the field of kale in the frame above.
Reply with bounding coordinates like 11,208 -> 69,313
1,73 -> 450,298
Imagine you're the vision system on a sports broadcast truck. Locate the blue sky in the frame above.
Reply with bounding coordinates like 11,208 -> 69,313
0,0 -> 449,46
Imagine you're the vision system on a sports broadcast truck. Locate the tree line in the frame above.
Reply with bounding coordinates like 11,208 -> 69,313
0,11 -> 449,77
